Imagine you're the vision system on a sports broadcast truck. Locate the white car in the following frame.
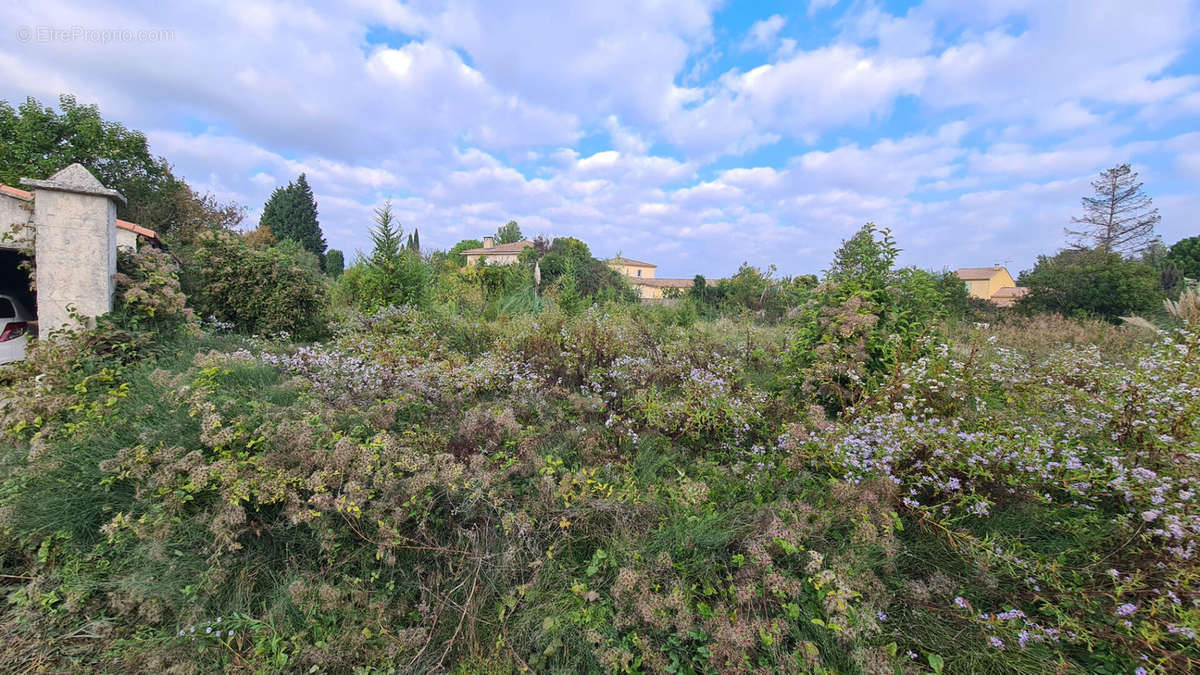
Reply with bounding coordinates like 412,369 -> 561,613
0,294 -> 34,364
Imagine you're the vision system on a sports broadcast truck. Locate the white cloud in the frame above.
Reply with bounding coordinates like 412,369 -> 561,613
0,0 -> 1196,279
742,15 -> 786,52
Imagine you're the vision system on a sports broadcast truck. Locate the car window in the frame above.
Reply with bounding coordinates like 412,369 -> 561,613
0,298 -> 14,319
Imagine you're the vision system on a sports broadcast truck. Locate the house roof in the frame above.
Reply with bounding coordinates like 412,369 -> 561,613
955,266 -> 1008,281
460,240 -> 534,255
991,286 -> 1029,298
1,182 -> 160,242
609,256 -> 657,268
631,277 -> 715,288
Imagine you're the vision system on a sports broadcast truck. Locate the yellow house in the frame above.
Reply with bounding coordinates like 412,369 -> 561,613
608,256 -> 657,279
955,265 -> 1029,307
607,256 -> 714,301
462,236 -> 534,266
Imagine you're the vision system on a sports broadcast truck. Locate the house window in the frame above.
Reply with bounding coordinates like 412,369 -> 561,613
636,269 -> 642,277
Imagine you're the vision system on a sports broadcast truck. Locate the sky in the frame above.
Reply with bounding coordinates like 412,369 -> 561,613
2,0 -> 1198,278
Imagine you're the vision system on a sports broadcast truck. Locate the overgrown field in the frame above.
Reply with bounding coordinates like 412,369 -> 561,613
0,301 -> 1196,674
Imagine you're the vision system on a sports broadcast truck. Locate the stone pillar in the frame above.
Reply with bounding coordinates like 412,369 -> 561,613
21,164 -> 125,338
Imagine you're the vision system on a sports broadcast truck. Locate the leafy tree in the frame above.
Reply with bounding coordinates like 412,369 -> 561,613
260,173 -> 326,266
368,200 -> 403,264
1017,248 -> 1162,322
1066,163 -> 1160,255
1166,235 -> 1200,282
243,224 -> 276,249
448,239 -> 483,267
537,237 -> 592,288
689,275 -> 716,304
0,94 -> 161,197
495,220 -> 523,244
0,94 -> 242,240
326,249 -> 344,278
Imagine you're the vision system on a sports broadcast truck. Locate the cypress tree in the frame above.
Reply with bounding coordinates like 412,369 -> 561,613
260,173 -> 327,267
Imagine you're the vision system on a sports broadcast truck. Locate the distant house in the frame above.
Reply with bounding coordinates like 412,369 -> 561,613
606,256 -> 711,301
609,256 -> 656,279
955,265 -> 1029,307
461,236 -> 533,266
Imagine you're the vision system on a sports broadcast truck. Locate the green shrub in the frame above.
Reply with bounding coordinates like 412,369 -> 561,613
185,231 -> 328,340
325,249 -> 344,278
112,246 -> 195,335
1017,248 -> 1163,322
1166,235 -> 1200,288
784,223 -> 952,411
334,252 -> 432,313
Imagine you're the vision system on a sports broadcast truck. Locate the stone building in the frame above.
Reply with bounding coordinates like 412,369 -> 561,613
460,236 -> 534,266
0,164 -> 161,339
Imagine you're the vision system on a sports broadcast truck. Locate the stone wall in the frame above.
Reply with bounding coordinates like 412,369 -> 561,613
0,191 -> 34,250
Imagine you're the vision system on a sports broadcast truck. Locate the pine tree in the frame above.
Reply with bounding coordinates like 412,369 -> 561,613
260,174 -> 327,267
259,183 -> 296,246
406,228 -> 420,253
1066,164 -> 1160,255
370,199 -> 402,264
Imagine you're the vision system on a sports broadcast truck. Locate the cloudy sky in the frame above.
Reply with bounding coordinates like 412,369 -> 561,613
2,0 -> 1198,277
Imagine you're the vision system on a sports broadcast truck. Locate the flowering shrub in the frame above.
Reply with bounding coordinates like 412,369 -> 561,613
792,326 -> 1200,671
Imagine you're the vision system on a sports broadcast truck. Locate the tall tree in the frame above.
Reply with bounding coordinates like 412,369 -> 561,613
406,228 -> 420,252
369,199 -> 402,264
259,184 -> 297,246
1066,164 -> 1160,255
0,94 -> 241,241
495,220 -> 523,244
260,174 -> 326,266
325,249 -> 344,278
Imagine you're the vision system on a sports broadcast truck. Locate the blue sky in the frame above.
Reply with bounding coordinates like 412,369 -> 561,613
2,0 -> 1198,278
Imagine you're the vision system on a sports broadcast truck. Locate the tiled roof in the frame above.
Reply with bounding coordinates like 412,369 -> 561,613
609,256 -> 657,267
460,240 -> 534,255
631,277 -> 715,288
0,184 -> 32,200
116,219 -> 158,239
956,267 -> 1006,280
991,286 -> 1029,298
1,182 -> 159,242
